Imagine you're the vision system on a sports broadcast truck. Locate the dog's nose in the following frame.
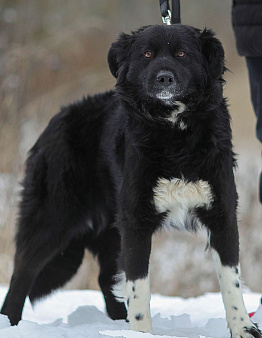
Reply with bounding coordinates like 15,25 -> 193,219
156,71 -> 175,87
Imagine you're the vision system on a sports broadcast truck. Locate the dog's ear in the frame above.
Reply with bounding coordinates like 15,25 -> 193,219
107,33 -> 135,78
199,28 -> 225,79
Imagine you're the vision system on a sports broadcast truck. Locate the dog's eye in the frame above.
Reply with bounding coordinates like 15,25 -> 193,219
144,51 -> 153,58
177,51 -> 185,57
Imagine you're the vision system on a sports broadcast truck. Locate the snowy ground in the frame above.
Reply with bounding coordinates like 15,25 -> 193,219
0,286 -> 261,337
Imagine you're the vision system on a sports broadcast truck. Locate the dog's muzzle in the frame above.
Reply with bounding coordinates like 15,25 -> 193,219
151,70 -> 180,103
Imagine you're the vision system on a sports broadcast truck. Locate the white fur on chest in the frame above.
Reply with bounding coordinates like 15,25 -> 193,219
153,178 -> 213,230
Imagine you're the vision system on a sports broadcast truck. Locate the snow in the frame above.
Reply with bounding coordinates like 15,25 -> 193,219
0,285 -> 261,337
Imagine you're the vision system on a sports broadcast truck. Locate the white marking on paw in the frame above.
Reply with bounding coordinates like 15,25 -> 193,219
211,249 -> 255,336
127,276 -> 152,333
112,271 -> 127,303
153,178 -> 213,230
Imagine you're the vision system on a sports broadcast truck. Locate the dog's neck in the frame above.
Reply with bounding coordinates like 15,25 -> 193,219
122,100 -> 211,134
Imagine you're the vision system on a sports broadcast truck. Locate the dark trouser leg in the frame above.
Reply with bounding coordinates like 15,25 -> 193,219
246,57 -> 262,203
246,57 -> 262,144
120,228 -> 153,333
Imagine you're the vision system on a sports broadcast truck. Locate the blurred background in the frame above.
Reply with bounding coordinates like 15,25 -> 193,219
0,0 -> 261,298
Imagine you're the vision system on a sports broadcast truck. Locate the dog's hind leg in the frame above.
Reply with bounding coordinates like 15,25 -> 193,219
1,242 -> 60,325
1,221 -> 75,325
29,236 -> 86,304
1,263 -> 36,326
208,219 -> 262,337
87,226 -> 127,321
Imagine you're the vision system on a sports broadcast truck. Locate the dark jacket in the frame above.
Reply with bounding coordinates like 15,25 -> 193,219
232,0 -> 262,57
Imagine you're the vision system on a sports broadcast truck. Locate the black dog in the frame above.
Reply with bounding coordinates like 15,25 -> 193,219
1,24 -> 261,337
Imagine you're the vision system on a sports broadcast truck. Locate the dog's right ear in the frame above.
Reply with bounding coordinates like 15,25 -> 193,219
107,33 -> 135,78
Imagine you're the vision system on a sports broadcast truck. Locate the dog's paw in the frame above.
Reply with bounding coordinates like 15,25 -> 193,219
231,324 -> 262,338
129,314 -> 152,333
129,323 -> 153,334
243,325 -> 262,338
106,300 -> 127,321
128,311 -> 152,333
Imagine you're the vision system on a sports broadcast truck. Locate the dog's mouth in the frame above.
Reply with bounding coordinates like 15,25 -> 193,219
156,91 -> 174,101
154,88 -> 183,106
148,82 -> 183,105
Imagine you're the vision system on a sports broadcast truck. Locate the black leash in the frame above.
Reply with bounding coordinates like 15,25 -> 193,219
159,0 -> 181,25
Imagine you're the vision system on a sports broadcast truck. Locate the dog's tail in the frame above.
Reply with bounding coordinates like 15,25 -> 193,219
29,236 -> 86,304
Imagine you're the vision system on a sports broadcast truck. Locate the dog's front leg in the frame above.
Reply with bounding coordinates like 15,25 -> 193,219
122,227 -> 153,333
209,227 -> 261,337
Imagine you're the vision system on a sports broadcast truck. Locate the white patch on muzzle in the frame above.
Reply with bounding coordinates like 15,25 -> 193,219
156,91 -> 173,101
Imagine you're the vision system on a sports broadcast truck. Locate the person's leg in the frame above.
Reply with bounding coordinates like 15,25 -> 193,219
246,57 -> 262,203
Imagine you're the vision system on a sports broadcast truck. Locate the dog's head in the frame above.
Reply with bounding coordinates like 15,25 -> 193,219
108,24 -> 225,117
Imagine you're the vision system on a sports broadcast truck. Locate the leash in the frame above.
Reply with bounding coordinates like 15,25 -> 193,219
159,0 -> 181,25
